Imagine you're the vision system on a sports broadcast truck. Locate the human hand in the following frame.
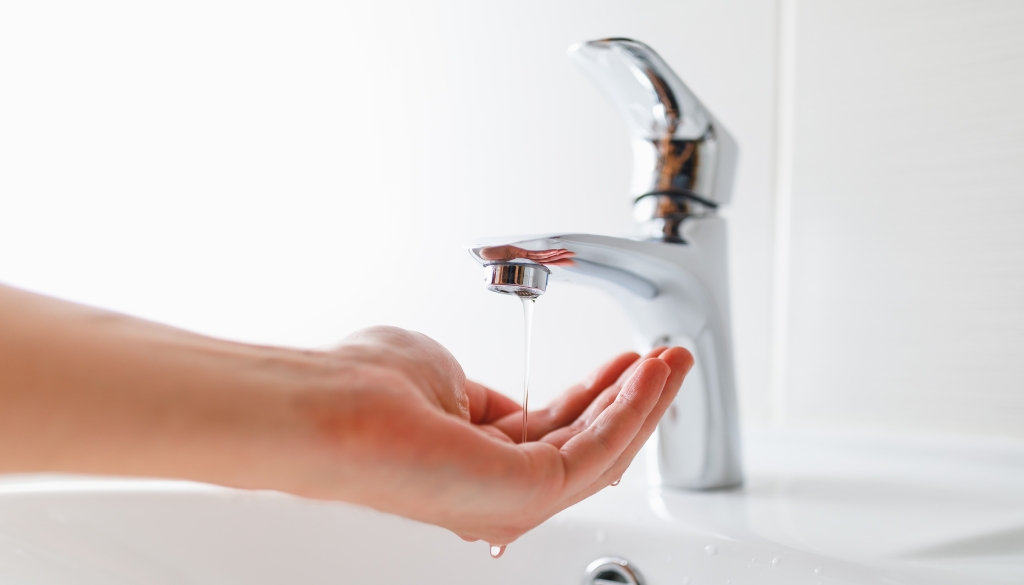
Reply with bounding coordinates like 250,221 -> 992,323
0,286 -> 691,548
284,326 -> 692,546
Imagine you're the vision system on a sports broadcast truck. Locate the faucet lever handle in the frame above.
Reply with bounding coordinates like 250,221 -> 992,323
568,38 -> 738,238
568,38 -> 710,141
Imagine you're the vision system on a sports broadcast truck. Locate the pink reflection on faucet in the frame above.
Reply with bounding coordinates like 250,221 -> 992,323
478,245 -> 576,267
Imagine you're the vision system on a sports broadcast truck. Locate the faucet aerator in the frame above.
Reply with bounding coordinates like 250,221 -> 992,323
484,262 -> 550,299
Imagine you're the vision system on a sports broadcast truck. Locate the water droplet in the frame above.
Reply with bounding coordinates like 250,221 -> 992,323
771,556 -> 781,566
489,544 -> 506,559
814,566 -> 822,575
751,556 -> 757,563
610,478 -> 621,486
704,544 -> 717,555
595,531 -> 607,543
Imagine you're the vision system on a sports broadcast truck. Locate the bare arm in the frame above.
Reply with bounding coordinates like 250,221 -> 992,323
0,283 -> 692,545
0,283 -> 315,484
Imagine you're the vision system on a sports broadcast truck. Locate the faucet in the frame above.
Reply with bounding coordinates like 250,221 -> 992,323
469,38 -> 741,490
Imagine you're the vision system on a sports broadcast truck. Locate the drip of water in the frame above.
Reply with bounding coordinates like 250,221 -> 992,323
520,296 -> 535,443
610,477 -> 621,486
489,544 -> 506,558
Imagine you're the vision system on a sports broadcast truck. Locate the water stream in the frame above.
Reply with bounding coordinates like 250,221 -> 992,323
519,295 -> 535,444
489,293 -> 537,559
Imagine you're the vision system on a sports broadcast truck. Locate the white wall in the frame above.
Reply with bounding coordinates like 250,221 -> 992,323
779,0 -> 1024,437
0,1 -> 780,420
4,1 -> 1020,439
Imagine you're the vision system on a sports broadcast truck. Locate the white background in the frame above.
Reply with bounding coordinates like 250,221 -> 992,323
1,0 -> 1021,438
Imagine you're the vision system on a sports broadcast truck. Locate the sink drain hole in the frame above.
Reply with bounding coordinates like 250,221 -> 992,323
583,557 -> 645,585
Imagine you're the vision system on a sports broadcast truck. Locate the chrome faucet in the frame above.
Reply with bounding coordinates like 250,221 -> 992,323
469,39 -> 741,490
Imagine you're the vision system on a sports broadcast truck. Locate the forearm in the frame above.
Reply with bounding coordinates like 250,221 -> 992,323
0,284 -> 316,486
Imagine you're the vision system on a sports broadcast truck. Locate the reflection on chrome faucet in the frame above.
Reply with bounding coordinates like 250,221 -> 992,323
478,245 -> 576,267
470,38 -> 742,490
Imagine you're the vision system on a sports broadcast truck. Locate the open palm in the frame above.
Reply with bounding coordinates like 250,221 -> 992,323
320,327 -> 693,546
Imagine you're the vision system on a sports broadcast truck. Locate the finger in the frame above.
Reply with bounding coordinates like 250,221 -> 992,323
490,352 -> 639,441
557,358 -> 670,494
465,380 -> 522,425
600,347 -> 692,475
575,347 -> 668,428
573,347 -> 693,500
501,351 -> 639,440
589,346 -> 684,428
536,347 -> 667,448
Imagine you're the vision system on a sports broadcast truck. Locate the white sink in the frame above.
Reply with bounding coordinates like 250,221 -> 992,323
1,429 -> 1021,584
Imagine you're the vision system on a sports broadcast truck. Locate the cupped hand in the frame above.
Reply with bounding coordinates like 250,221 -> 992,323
288,326 -> 692,547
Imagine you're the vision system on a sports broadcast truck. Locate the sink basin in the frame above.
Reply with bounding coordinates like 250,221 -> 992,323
1,429 -> 1021,584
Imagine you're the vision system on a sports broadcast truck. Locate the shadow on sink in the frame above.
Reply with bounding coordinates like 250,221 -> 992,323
901,526 -> 1024,559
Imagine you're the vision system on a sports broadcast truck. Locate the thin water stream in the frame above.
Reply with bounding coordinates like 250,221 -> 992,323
489,293 -> 537,560
519,295 -> 535,444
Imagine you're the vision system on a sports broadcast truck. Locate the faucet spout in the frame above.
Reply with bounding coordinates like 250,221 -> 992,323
470,217 -> 743,490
